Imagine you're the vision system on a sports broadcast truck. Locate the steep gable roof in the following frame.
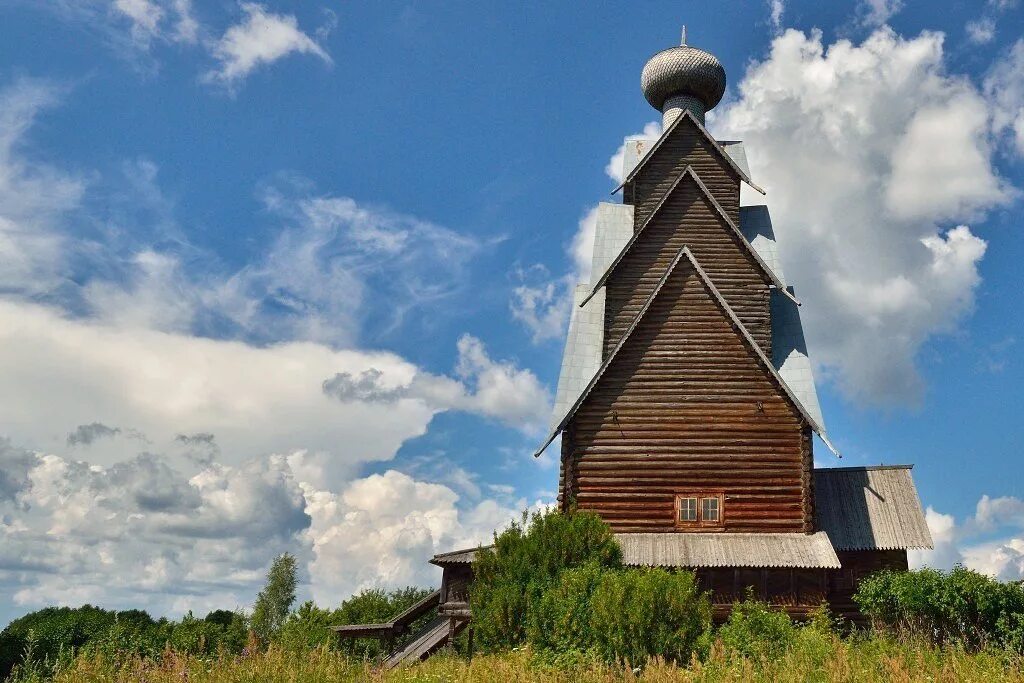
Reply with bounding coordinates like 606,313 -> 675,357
613,109 -> 766,195
582,165 -> 798,307
536,246 -> 837,458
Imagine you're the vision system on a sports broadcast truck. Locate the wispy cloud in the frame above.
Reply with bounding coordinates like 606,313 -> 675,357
204,3 -> 331,88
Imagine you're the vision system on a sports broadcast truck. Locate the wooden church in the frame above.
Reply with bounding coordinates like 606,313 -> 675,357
338,33 -> 933,665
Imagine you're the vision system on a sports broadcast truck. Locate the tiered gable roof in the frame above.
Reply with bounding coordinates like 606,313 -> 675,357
537,246 -> 835,459
613,109 -> 765,195
582,165 -> 797,308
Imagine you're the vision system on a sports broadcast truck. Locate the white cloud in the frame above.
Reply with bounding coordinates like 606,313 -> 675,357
605,121 -> 662,185
859,0 -> 903,26
304,469 -> 527,604
985,39 -> 1024,157
768,0 -> 785,34
966,17 -> 996,45
205,3 -> 331,87
452,334 -> 550,430
711,27 -> 1014,405
0,80 -> 84,297
0,442 -> 535,621
509,203 -> 603,343
113,0 -> 164,46
911,496 -> 1024,582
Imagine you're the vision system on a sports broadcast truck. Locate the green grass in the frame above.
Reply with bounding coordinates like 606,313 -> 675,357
9,631 -> 1024,683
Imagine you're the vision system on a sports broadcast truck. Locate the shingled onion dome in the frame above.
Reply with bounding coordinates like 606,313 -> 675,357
641,29 -> 726,128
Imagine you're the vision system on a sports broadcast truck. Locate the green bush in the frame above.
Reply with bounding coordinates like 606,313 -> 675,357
855,566 -> 1024,652
0,605 -> 160,678
527,562 -> 603,654
471,508 -> 621,651
589,567 -> 711,666
717,593 -> 796,660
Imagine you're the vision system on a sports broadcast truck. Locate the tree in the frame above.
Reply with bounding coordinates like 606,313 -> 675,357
251,553 -> 298,641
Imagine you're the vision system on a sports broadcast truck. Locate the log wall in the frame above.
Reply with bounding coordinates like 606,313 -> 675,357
628,117 -> 740,227
563,261 -> 810,533
603,175 -> 771,357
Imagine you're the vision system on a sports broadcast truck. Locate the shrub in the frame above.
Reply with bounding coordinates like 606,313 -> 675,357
276,601 -> 340,652
471,508 -> 621,651
0,605 -> 159,678
589,568 -> 711,666
855,566 -> 1024,652
717,593 -> 796,661
527,562 -> 603,654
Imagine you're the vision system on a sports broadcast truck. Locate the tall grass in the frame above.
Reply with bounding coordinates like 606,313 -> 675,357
9,632 -> 1024,683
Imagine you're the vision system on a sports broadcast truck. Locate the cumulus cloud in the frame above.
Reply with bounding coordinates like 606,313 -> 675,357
605,121 -> 662,185
912,496 -> 1024,581
205,3 -> 331,87
711,27 -> 1015,405
323,334 -> 550,432
304,469 -> 529,604
0,298 -> 549,478
0,448 -> 529,623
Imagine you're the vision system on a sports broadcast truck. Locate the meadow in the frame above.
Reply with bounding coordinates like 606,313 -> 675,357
8,635 -> 1024,683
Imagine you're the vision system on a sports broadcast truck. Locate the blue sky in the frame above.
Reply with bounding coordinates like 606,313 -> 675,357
0,0 -> 1022,623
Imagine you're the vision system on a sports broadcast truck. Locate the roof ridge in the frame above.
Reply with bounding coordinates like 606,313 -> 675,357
535,247 -> 837,458
612,109 -> 766,194
582,165 -> 797,308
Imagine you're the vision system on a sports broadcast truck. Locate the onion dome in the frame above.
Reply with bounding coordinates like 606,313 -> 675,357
640,30 -> 726,126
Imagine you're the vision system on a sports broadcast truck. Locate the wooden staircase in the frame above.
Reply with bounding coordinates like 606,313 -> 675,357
333,589 -> 468,669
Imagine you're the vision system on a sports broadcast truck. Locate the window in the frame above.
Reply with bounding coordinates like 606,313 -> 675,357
679,497 -> 697,522
702,497 -> 720,523
675,492 -> 724,528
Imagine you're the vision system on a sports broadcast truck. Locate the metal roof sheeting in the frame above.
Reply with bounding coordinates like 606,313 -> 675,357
549,203 -> 631,430
739,205 -> 786,285
771,289 -> 826,432
720,142 -> 752,180
618,532 -> 841,569
550,285 -> 605,430
814,466 -> 933,551
590,202 -> 634,283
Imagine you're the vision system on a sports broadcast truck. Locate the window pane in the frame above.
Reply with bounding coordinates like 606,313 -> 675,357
702,497 -> 720,522
679,497 -> 697,522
